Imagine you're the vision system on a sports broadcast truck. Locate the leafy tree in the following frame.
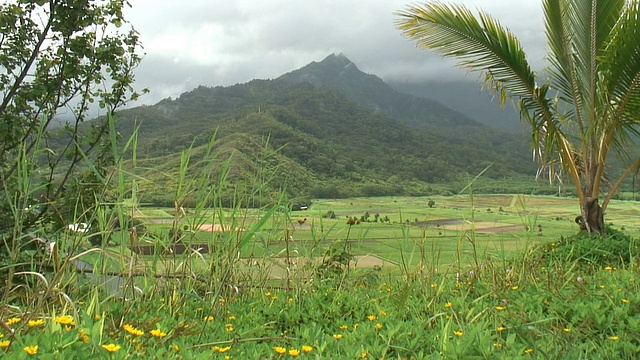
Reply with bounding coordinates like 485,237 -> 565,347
1,1 -> 145,245
397,0 -> 640,235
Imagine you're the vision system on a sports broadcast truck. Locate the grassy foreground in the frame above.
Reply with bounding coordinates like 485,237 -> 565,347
2,194 -> 640,359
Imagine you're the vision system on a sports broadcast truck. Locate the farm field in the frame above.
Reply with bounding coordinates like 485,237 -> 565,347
106,194 -> 640,280
4,194 -> 640,359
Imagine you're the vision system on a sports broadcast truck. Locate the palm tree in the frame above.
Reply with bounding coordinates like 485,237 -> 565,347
396,0 -> 640,235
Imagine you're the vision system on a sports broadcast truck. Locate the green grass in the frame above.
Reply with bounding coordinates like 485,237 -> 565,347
5,124 -> 640,358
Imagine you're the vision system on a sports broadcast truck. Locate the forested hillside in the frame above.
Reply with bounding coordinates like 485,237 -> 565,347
91,55 -> 548,206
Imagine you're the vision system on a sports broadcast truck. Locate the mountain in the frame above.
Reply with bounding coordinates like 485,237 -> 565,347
388,80 -> 523,134
277,54 -> 481,131
93,54 -> 547,206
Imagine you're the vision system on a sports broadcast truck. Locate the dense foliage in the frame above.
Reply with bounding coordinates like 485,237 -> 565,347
0,1 -> 144,245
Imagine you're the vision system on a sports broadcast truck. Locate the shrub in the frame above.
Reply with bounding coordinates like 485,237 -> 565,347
535,227 -> 640,269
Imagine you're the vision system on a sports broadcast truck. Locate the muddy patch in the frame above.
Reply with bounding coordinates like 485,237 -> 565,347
413,219 -> 525,233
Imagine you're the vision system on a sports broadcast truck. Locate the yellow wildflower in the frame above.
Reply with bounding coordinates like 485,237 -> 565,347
23,345 -> 38,355
340,325 -> 348,330
204,315 -> 214,321
563,328 -> 572,333
360,351 -> 369,358
379,310 -> 387,316
228,316 -> 236,321
5,317 -> 21,326
225,324 -> 234,332
430,283 -> 438,288
333,334 -> 343,340
273,346 -> 287,354
511,285 -> 519,290
445,302 -> 452,308
367,315 -> 376,321
27,319 -> 45,327
453,330 -> 463,337
78,329 -> 90,343
265,292 -> 272,297
289,348 -> 300,357
101,343 -> 121,352
213,345 -> 232,353
622,299 -> 630,304
123,324 -> 144,336
375,323 -> 383,330
524,348 -> 534,354
301,345 -> 313,353
54,315 -> 75,326
172,344 -> 180,352
609,336 -> 620,341
495,306 -> 506,311
150,329 -> 167,338
496,326 -> 506,332
0,340 -> 10,349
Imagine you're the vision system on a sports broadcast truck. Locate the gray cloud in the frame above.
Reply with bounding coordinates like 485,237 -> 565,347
125,0 -> 546,105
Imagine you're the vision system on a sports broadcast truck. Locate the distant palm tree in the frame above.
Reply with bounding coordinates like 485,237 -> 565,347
396,0 -> 640,235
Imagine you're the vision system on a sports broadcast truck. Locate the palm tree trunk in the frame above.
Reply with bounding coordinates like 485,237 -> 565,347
575,197 -> 605,235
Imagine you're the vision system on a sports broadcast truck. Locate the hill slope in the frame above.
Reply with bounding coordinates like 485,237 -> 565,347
106,55 -> 541,205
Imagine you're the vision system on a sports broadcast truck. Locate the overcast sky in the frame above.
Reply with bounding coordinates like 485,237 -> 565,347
125,1 -> 547,105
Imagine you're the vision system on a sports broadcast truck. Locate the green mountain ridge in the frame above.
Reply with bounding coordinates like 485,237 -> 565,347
105,54 -> 545,206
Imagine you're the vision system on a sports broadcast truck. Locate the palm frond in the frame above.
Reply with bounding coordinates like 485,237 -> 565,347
395,2 -> 536,103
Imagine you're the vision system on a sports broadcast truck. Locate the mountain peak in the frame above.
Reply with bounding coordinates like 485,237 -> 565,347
277,54 -> 485,130
321,53 -> 354,67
